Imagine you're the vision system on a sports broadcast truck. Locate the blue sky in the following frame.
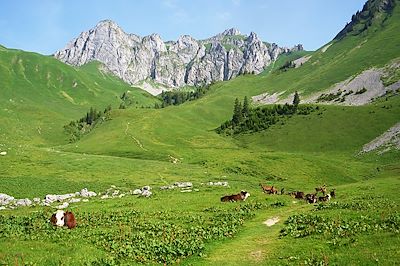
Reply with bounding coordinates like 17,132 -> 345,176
0,0 -> 366,55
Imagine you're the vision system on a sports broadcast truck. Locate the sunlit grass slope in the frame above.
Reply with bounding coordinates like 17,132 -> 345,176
0,48 -> 157,146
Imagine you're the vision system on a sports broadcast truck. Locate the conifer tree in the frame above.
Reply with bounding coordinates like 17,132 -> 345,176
293,91 -> 300,107
242,96 -> 250,118
232,98 -> 243,125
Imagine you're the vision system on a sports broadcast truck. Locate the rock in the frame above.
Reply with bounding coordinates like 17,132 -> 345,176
57,202 -> 69,209
15,198 -> 32,207
44,193 -> 76,204
160,182 -> 192,190
33,197 -> 41,204
132,189 -> 142,195
360,122 -> 400,154
79,188 -> 97,197
0,193 -> 14,205
174,182 -> 192,188
68,198 -> 81,203
0,151 -> 7,156
263,217 -> 280,227
54,20 -> 302,92
206,181 -> 229,187
141,190 -> 152,197
160,185 -> 175,190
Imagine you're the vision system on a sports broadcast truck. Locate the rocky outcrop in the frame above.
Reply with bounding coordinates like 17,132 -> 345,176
54,20 -> 302,93
252,61 -> 400,106
359,122 -> 400,155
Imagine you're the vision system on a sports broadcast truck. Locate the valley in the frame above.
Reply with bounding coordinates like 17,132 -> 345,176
0,0 -> 399,265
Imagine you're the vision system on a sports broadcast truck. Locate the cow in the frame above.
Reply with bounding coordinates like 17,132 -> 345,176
289,191 -> 305,199
330,189 -> 336,198
50,210 -> 77,229
260,184 -> 278,194
221,190 -> 250,202
319,194 -> 331,202
305,193 -> 317,204
315,185 -> 327,195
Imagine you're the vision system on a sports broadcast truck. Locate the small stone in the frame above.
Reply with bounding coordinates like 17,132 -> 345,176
132,189 -> 142,195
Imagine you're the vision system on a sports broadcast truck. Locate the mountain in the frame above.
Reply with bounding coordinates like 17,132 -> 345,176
54,20 -> 302,92
334,0 -> 396,40
1,0 -> 400,265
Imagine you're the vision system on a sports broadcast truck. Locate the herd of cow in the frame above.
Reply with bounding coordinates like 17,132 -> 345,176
260,184 -> 335,204
50,185 -> 334,229
220,184 -> 336,204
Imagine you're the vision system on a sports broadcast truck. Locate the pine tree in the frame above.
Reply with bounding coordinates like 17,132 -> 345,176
242,96 -> 250,118
293,91 -> 300,107
232,98 -> 243,125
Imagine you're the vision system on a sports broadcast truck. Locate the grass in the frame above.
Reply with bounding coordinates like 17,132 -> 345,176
260,50 -> 313,76
0,1 -> 399,264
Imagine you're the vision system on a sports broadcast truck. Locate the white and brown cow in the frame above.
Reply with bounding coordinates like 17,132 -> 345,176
50,210 -> 77,229
221,190 -> 250,202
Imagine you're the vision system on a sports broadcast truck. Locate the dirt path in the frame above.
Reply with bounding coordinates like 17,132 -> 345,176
125,122 -> 147,151
194,203 -> 311,265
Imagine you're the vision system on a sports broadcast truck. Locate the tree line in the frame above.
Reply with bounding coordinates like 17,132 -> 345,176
64,105 -> 112,142
155,84 -> 212,108
216,92 -> 317,135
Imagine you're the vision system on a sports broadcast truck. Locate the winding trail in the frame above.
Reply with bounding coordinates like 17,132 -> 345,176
125,122 -> 147,151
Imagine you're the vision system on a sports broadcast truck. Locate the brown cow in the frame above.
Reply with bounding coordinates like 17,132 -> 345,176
315,185 -> 327,195
305,193 -> 317,204
64,211 -> 77,229
260,184 -> 278,194
318,194 -> 331,202
50,210 -> 77,229
221,191 -> 250,202
289,191 -> 305,199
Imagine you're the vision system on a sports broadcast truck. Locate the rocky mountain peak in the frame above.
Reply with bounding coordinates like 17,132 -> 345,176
246,32 -> 259,43
222,28 -> 241,36
54,21 -> 303,94
95,19 -> 119,29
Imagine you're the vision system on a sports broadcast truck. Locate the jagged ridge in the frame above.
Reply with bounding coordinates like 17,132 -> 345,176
54,20 -> 302,92
334,0 -> 396,40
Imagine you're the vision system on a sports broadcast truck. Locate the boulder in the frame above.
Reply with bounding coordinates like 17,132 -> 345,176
15,198 -> 32,207
141,190 -> 152,197
79,188 -> 97,197
132,189 -> 142,195
0,193 -> 14,205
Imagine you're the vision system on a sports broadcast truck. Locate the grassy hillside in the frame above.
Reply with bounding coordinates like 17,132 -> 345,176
0,48 -> 157,146
257,0 -> 400,98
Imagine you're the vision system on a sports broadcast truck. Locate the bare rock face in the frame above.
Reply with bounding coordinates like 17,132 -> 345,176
55,21 -> 302,91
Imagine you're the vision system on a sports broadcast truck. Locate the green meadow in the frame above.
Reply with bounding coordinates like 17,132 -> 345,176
0,1 -> 400,265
